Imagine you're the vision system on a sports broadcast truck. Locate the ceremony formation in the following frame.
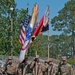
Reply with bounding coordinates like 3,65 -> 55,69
0,0 -> 75,75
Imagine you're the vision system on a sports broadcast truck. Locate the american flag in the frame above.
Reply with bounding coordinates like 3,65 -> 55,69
19,11 -> 30,62
19,7 -> 31,62
19,4 -> 38,62
19,10 -> 29,45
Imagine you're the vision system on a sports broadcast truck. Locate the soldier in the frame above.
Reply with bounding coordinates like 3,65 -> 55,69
56,56 -> 72,75
18,57 -> 32,75
30,55 -> 46,75
72,65 -> 75,75
0,64 -> 4,75
4,56 -> 18,75
44,60 -> 49,75
47,58 -> 57,75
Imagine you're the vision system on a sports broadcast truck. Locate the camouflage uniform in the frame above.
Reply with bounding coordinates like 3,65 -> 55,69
48,65 -> 57,75
4,56 -> 18,75
23,64 -> 32,75
43,60 -> 49,75
18,58 -> 32,75
47,59 -> 57,75
57,56 -> 72,75
72,66 -> 75,75
0,64 -> 4,75
30,55 -> 46,75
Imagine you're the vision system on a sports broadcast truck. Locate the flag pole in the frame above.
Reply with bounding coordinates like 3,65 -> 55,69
48,6 -> 50,75
10,7 -> 14,56
47,5 -> 50,61
48,30 -> 50,75
36,50 -> 37,57
36,50 -> 37,75
48,30 -> 50,61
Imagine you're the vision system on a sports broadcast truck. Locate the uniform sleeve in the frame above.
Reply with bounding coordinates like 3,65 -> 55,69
53,66 -> 57,75
14,63 -> 18,74
69,65 -> 73,75
30,60 -> 35,68
16,64 -> 18,71
41,62 -> 47,71
56,63 -> 61,75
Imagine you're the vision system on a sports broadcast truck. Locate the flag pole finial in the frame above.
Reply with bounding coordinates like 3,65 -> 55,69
26,3 -> 29,13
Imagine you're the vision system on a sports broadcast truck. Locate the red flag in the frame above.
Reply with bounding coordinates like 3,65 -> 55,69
31,5 -> 50,42
33,16 -> 44,36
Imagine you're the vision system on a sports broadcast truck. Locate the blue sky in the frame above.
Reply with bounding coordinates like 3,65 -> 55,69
15,0 -> 68,35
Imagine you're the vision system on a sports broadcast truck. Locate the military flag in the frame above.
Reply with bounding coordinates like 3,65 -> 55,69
42,24 -> 49,32
31,5 -> 50,41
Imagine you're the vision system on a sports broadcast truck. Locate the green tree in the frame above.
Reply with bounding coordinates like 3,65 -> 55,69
0,0 -> 27,56
48,35 -> 72,59
51,0 -> 75,58
28,34 -> 48,57
49,35 -> 60,58
0,0 -> 17,55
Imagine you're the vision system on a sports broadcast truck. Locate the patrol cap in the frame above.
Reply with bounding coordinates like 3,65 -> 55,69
35,55 -> 39,58
62,56 -> 67,60
8,56 -> 13,60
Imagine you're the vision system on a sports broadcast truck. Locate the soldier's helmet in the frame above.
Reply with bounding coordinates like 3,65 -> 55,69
8,56 -> 13,60
61,56 -> 67,61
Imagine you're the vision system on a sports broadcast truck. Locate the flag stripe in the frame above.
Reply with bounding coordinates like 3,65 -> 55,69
19,27 -> 26,45
19,36 -> 24,45
21,40 -> 30,50
20,27 -> 26,40
19,13 -> 29,45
